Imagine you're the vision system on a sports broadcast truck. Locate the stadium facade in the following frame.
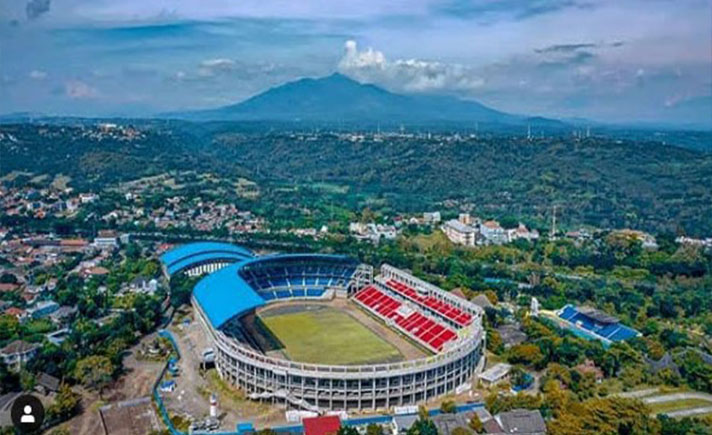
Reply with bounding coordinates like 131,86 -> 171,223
160,243 -> 486,411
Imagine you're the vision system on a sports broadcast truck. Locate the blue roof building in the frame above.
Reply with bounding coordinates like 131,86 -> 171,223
557,304 -> 640,344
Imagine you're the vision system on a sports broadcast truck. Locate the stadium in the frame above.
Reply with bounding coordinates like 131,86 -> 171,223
160,243 -> 486,411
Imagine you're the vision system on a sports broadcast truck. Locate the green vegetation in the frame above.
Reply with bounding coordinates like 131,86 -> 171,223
2,123 -> 712,235
259,307 -> 403,365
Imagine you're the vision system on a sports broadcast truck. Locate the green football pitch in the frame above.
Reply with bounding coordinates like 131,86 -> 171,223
258,306 -> 404,365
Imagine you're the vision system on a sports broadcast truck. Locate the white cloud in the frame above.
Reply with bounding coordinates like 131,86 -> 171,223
338,40 -> 484,94
29,70 -> 47,80
64,80 -> 98,99
198,58 -> 236,77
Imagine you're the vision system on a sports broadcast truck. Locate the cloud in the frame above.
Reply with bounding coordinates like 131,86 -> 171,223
29,70 -> 47,80
338,40 -> 484,93
26,0 -> 50,20
535,43 -> 597,53
433,0 -> 593,21
65,80 -> 99,99
198,58 -> 237,77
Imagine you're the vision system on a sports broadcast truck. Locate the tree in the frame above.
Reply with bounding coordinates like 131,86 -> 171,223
407,419 -> 437,435
440,400 -> 457,414
468,414 -> 484,433
0,315 -> 19,340
365,423 -> 383,435
418,404 -> 429,421
337,426 -> 359,435
47,384 -> 81,421
74,355 -> 113,395
0,273 -> 17,284
508,344 -> 545,368
450,428 -> 471,435
20,369 -> 35,391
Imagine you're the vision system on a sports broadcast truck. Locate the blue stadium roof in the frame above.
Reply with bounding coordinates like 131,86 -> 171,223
558,304 -> 640,343
193,262 -> 265,328
160,242 -> 253,276
191,253 -> 359,329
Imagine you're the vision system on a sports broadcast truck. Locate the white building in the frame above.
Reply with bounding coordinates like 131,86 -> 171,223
94,230 -> 119,249
442,219 -> 476,246
480,220 -> 508,245
0,340 -> 40,371
478,363 -> 512,387
423,212 -> 441,224
507,223 -> 540,242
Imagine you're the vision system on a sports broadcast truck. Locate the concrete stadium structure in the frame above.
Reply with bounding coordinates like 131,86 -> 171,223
164,243 -> 486,411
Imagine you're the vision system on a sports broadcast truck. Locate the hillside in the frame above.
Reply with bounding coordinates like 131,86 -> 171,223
171,73 -> 563,127
1,122 -> 711,235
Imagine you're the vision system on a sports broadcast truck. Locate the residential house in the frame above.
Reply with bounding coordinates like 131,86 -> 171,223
484,409 -> 547,434
0,340 -> 40,371
26,300 -> 60,320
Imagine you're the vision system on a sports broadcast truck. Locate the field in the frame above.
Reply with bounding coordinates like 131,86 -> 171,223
258,305 -> 403,365
648,398 -> 712,414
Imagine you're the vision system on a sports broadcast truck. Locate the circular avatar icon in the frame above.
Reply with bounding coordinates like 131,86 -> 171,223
10,394 -> 45,433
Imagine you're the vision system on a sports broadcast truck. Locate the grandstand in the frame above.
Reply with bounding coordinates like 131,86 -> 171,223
556,304 -> 640,344
185,244 -> 485,411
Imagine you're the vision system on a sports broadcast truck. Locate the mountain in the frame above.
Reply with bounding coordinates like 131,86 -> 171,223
169,73 -> 563,126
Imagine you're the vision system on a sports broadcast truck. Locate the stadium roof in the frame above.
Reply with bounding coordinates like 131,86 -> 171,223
193,262 -> 265,328
159,242 -> 253,276
192,252 -> 359,329
577,306 -> 619,324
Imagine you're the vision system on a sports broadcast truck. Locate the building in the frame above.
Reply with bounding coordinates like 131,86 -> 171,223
392,414 -> 419,434
93,230 -> 119,249
443,219 -> 476,246
574,359 -> 604,382
423,212 -> 441,224
478,363 -> 512,387
26,300 -> 59,319
480,220 -> 507,245
507,224 -> 540,242
129,276 -> 158,294
0,340 -> 40,371
49,305 -> 78,325
303,415 -> 341,435
496,324 -> 528,348
35,372 -> 60,395
184,243 -> 485,411
555,305 -> 640,345
485,409 -> 547,434
431,413 -> 473,435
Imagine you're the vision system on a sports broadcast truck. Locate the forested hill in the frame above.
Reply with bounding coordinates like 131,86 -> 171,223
1,122 -> 711,235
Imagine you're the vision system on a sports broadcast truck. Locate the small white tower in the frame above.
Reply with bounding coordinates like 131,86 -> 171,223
531,297 -> 540,317
210,393 -> 218,418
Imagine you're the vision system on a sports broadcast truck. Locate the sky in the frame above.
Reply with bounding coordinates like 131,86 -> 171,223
0,0 -> 710,123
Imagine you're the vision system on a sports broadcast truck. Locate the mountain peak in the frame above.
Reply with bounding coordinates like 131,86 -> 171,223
174,73 -> 561,126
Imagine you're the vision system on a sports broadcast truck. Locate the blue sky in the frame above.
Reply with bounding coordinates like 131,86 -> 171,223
0,0 -> 710,123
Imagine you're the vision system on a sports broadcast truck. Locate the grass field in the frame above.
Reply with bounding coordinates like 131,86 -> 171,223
648,398 -> 712,414
259,306 -> 403,365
